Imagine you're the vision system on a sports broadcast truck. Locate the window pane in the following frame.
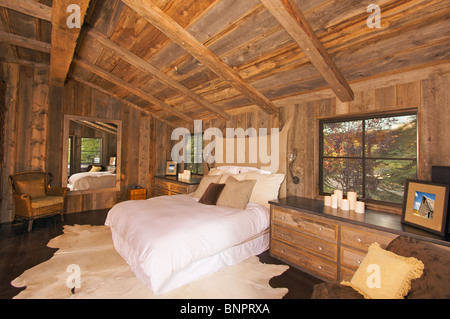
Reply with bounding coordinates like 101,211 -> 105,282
323,158 -> 363,195
365,115 -> 417,158
323,120 -> 363,157
365,159 -> 417,204
81,138 -> 102,164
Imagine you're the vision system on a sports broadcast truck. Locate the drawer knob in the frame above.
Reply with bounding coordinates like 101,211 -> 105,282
356,238 -> 362,243
357,260 -> 361,264
281,216 -> 286,220
319,227 -> 323,231
318,265 -> 322,270
318,246 -> 323,251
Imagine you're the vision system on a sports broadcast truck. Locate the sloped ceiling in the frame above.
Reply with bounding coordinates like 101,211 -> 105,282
0,0 -> 449,126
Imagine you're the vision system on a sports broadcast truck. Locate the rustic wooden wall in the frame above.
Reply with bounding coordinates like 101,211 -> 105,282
280,73 -> 450,213
0,63 -> 49,223
1,59 -> 448,222
0,62 -> 161,221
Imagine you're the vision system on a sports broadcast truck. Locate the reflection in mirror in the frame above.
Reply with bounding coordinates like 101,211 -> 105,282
62,115 -> 121,193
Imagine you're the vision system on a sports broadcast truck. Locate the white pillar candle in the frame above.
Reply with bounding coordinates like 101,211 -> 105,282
355,201 -> 365,214
341,199 -> 350,210
324,196 -> 331,206
331,194 -> 338,208
347,192 -> 357,210
334,190 -> 343,207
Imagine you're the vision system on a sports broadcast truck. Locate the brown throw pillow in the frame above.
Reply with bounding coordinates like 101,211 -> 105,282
198,183 -> 225,205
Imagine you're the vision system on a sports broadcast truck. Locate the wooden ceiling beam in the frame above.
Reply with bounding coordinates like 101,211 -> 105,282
69,74 -> 176,127
49,0 -> 90,87
0,31 -> 51,53
261,0 -> 354,102
0,0 -> 51,21
85,27 -> 231,121
72,57 -> 194,124
121,0 -> 279,115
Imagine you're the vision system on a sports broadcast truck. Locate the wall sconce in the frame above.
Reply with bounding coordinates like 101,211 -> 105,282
288,152 -> 300,184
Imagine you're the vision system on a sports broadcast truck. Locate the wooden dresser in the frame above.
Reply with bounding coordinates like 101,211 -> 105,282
154,175 -> 201,196
269,196 -> 450,283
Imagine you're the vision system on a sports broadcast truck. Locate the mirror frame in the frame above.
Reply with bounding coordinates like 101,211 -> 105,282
62,115 -> 122,195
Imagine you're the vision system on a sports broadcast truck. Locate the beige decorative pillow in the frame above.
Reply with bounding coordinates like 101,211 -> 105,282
216,176 -> 256,210
89,166 -> 102,172
238,172 -> 284,208
193,175 -> 221,198
341,243 -> 424,299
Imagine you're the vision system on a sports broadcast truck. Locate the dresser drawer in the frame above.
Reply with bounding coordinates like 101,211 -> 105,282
130,194 -> 147,200
155,187 -> 170,196
273,225 -> 337,260
128,188 -> 146,196
273,208 -> 338,242
271,240 -> 337,282
168,182 -> 188,194
155,178 -> 170,190
341,226 -> 397,251
340,246 -> 366,269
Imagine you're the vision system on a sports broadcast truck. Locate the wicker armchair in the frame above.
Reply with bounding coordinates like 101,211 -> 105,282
9,171 -> 69,231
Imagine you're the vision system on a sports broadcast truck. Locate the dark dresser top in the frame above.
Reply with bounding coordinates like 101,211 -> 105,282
155,175 -> 202,185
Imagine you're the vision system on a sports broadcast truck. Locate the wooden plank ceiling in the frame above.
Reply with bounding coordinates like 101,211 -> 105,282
0,0 -> 449,126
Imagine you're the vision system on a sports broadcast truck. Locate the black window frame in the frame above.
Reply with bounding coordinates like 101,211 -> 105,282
319,110 -> 418,205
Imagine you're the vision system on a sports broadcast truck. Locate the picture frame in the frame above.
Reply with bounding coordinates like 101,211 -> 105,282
165,160 -> 177,176
401,179 -> 450,236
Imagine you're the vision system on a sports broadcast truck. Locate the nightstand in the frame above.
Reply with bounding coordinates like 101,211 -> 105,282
127,188 -> 147,200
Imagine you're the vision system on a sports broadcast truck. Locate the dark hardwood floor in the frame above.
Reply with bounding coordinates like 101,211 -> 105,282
0,209 -> 322,299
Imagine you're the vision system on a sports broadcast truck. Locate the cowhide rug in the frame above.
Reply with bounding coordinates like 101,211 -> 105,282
11,225 -> 289,299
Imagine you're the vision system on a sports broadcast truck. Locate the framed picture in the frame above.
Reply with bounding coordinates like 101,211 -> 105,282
401,180 -> 450,236
165,161 -> 177,176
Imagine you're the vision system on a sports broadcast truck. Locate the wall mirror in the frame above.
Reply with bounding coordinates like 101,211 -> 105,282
62,115 -> 121,194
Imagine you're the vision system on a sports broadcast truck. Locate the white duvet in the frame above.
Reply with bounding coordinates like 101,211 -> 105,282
68,171 -> 116,191
104,194 -> 270,294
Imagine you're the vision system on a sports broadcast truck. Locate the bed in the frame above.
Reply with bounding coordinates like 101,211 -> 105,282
105,120 -> 292,294
105,192 -> 271,294
68,171 -> 116,191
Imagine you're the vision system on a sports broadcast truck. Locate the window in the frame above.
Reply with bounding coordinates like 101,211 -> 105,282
80,138 -> 102,165
320,112 -> 417,204
184,133 -> 204,175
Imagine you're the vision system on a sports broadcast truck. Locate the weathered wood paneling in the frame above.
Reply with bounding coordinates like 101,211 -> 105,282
0,64 -> 160,220
280,73 -> 450,213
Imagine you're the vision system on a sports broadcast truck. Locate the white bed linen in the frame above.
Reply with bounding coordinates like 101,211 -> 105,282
68,171 -> 116,191
104,194 -> 270,294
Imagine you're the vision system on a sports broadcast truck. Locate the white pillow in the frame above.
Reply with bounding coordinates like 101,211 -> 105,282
236,172 -> 285,208
238,166 -> 272,174
216,166 -> 241,174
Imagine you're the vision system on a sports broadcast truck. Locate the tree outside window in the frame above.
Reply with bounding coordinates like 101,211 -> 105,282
320,113 -> 417,204
184,133 -> 204,175
81,137 -> 102,165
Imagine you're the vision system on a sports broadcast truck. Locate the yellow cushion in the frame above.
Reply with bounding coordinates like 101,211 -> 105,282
89,166 -> 102,172
31,196 -> 64,209
341,243 -> 424,299
16,178 -> 46,199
